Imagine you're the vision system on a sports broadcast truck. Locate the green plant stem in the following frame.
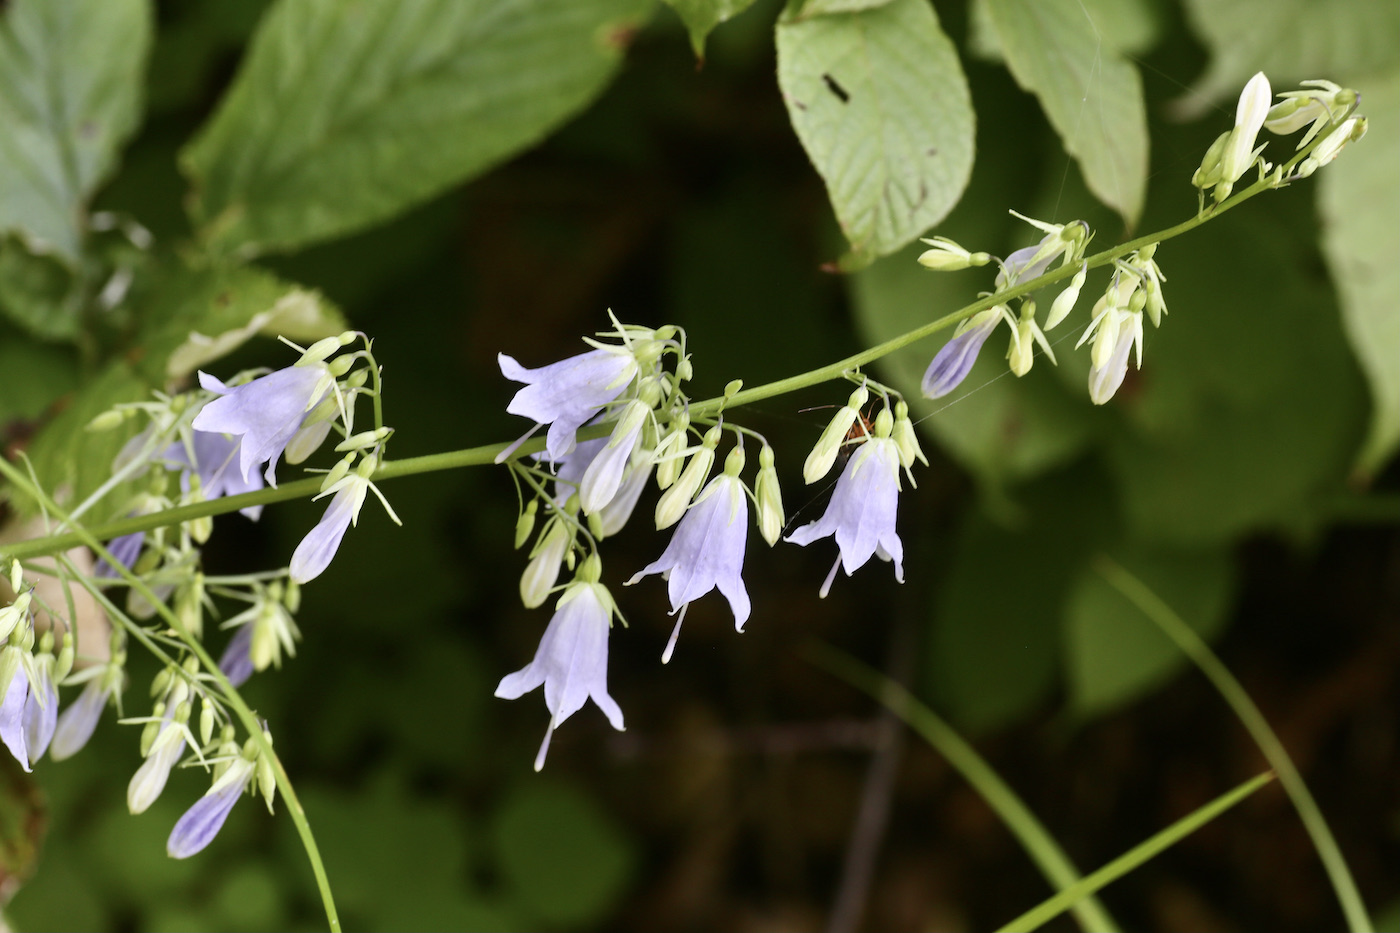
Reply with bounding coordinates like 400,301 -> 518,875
806,643 -> 1119,933
1095,555 -> 1373,933
995,772 -> 1276,933
0,457 -> 343,933
0,169 -> 1291,564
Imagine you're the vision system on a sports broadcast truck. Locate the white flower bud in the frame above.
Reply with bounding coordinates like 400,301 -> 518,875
892,401 -> 927,471
655,426 -> 720,529
1046,262 -> 1088,330
803,386 -> 868,485
754,446 -> 785,547
520,520 -> 570,609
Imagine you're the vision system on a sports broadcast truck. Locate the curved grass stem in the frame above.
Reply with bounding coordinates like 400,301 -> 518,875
806,642 -> 1120,933
1094,555 -> 1373,933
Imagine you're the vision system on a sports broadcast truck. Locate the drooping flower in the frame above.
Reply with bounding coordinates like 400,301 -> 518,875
191,363 -> 334,487
167,431 -> 266,519
495,558 -> 625,771
922,306 -> 1008,398
0,670 -> 30,770
629,449 -> 750,663
578,399 -> 650,515
167,754 -> 256,859
221,583 -> 300,675
994,214 -> 1089,290
786,411 -> 904,597
95,529 -> 146,578
128,704 -> 189,814
1087,309 -> 1143,405
21,651 -> 58,764
50,656 -> 124,760
289,455 -> 398,584
498,348 -> 638,462
217,622 -> 256,688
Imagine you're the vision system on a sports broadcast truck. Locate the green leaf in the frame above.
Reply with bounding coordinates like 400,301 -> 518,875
23,360 -> 150,524
801,0 -> 898,14
0,0 -> 152,262
1318,70 -> 1400,477
662,0 -> 760,57
776,0 -> 974,260
1104,195 -> 1368,545
493,780 -> 634,927
0,334 -> 79,424
182,0 -> 650,258
136,263 -> 346,385
983,0 -> 1148,227
1063,544 -> 1233,717
928,464 -> 1115,732
0,236 -> 81,339
1177,0 -> 1400,114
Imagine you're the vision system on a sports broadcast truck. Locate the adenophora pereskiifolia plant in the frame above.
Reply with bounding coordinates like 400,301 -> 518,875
0,67 -> 1375,925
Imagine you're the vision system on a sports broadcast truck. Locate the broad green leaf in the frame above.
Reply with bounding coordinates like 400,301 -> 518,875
0,0 -> 152,261
801,0 -> 897,14
136,263 -> 346,385
493,780 -> 634,927
183,0 -> 649,258
0,237 -> 81,339
1064,544 -> 1233,717
662,0 -> 761,57
1178,0 -> 1400,114
24,360 -> 150,524
984,0 -> 1148,227
0,335 -> 79,424
928,464 -> 1116,732
1318,70 -> 1400,477
776,0 -> 974,261
1104,193 -> 1368,545
297,775 -> 516,932
970,0 -> 1161,62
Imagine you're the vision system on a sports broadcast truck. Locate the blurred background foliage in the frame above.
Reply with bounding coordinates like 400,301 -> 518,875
0,0 -> 1396,930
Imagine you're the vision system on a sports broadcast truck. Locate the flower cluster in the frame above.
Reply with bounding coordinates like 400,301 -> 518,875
0,330 -> 404,859
1193,73 -> 1367,205
494,317 -> 925,766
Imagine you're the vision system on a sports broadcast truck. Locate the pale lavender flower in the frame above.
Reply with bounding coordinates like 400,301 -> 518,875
495,576 -> 624,771
167,757 -> 255,859
167,431 -> 265,519
498,349 -> 637,461
922,307 -> 1005,398
552,435 -> 650,537
192,364 -> 331,487
1087,311 -> 1142,405
50,667 -> 121,760
95,529 -> 145,578
0,673 -> 29,770
22,663 -> 57,763
578,409 -> 646,515
995,245 -> 1056,289
786,437 -> 904,597
128,710 -> 187,814
629,474 -> 750,663
289,474 -> 368,585
218,623 -> 256,688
